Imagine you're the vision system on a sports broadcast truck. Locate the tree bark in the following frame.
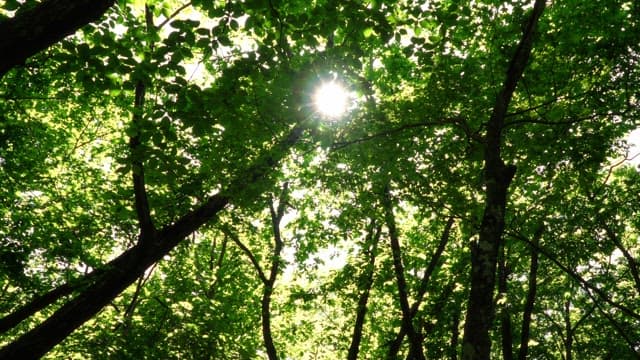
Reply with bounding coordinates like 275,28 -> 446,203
0,123 -> 306,359
0,0 -> 115,78
347,222 -> 382,360
382,184 -> 426,360
461,2 -> 545,359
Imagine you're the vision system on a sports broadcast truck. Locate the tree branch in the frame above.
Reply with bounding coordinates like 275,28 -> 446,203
387,216 -> 455,359
0,120 -> 308,359
156,2 -> 193,30
414,216 -> 455,311
221,226 -> 268,284
156,122 -> 306,249
504,111 -> 626,129
491,0 -> 547,131
585,288 -> 639,352
509,230 -> 640,322
0,0 -> 115,78
517,226 -> 543,360
262,182 -> 289,360
0,283 -> 73,335
331,117 -> 475,151
382,183 -> 426,360
129,80 -> 156,241
603,224 -> 640,295
348,220 -> 382,360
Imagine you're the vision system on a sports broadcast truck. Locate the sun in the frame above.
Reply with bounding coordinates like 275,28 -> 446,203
313,81 -> 351,118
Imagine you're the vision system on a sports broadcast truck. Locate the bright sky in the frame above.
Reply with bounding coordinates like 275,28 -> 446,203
626,128 -> 640,166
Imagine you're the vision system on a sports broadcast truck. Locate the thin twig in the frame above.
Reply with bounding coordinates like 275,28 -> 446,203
156,2 -> 193,30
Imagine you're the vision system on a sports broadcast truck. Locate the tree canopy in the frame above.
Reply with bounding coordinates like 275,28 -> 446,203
1,0 -> 639,359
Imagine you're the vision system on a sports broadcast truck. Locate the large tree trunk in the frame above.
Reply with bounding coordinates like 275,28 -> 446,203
0,0 -> 115,78
461,1 -> 546,359
0,123 -> 306,359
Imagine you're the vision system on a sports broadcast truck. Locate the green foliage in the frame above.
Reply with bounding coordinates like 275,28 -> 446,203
2,0 -> 640,358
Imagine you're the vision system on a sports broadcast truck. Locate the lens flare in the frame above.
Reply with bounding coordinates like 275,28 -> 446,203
313,81 -> 350,118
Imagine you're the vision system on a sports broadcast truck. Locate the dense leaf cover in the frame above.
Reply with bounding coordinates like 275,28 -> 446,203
0,0 -> 639,359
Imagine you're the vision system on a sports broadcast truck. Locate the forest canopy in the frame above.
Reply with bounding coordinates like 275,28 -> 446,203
1,0 -> 639,359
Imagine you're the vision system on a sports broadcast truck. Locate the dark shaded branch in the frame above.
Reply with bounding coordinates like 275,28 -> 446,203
539,307 -> 565,338
158,122 -> 306,245
414,217 -> 455,313
0,281 -> 77,334
119,263 -> 157,332
0,95 -> 70,101
584,286 -> 639,353
332,118 -> 474,151
491,0 -> 547,132
562,300 -> 595,360
262,182 -> 289,360
517,227 -> 543,360
387,216 -> 455,358
563,301 -> 573,360
0,121 -> 307,359
267,0 -> 292,60
505,96 -> 567,118
0,0 -> 115,78
0,265 -> 110,335
348,221 -> 382,360
570,302 -> 596,337
498,244 -> 514,360
504,89 -> 595,119
206,235 -> 228,299
510,230 -> 640,322
504,111 -> 625,129
129,80 -> 156,241
222,226 -> 268,284
268,182 -> 289,287
450,306 -> 461,360
382,184 -> 425,360
156,2 -> 193,30
603,224 -> 640,295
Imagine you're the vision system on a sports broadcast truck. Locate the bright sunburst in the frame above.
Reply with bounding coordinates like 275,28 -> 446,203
313,81 -> 351,118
